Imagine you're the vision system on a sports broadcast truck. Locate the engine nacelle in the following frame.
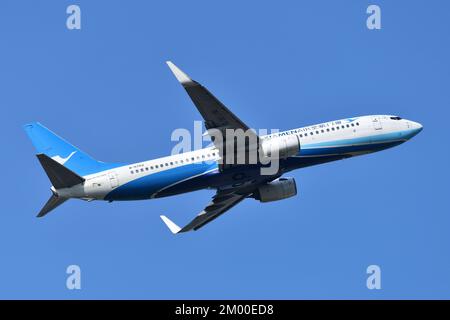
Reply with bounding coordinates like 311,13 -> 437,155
260,135 -> 300,159
255,177 -> 298,203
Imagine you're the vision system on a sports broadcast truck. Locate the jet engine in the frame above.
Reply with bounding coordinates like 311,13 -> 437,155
254,177 -> 298,203
260,134 -> 300,159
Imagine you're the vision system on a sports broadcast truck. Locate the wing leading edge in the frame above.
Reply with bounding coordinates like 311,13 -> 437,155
166,61 -> 260,168
166,61 -> 254,134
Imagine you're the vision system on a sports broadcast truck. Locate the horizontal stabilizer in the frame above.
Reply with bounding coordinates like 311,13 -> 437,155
38,193 -> 68,217
36,154 -> 85,189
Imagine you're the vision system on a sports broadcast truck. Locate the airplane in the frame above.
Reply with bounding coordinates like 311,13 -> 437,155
24,61 -> 423,234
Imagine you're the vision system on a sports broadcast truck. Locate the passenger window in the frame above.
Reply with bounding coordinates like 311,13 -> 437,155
131,171 -> 134,174
356,122 -> 360,126
351,123 -> 355,127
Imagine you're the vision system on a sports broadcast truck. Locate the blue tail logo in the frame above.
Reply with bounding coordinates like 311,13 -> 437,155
24,122 -> 123,176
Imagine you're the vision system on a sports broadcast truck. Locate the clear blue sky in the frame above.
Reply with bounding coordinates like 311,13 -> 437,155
1,0 -> 449,299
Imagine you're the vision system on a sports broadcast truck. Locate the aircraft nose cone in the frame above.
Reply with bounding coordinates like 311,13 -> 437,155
412,121 -> 423,134
405,120 -> 423,139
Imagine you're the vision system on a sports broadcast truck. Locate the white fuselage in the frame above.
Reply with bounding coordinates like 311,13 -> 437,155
56,115 -> 422,201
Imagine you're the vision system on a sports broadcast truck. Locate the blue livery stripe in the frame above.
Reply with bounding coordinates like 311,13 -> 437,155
301,128 -> 417,150
105,161 -> 218,201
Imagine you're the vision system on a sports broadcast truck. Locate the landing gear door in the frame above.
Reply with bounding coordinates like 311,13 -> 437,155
372,118 -> 382,131
109,172 -> 119,189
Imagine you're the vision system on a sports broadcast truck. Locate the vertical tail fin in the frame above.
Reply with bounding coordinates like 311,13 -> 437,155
23,122 -> 122,176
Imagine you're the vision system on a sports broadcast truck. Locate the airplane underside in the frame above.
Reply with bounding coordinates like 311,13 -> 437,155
104,138 -> 404,201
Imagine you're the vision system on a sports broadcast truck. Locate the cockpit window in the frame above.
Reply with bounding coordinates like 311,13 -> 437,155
390,116 -> 402,120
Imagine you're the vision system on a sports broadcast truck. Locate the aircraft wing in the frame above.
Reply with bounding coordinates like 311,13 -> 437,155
160,190 -> 248,234
166,61 -> 259,169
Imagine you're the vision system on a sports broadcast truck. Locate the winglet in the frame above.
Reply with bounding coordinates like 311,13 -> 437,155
160,215 -> 182,234
166,61 -> 193,85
